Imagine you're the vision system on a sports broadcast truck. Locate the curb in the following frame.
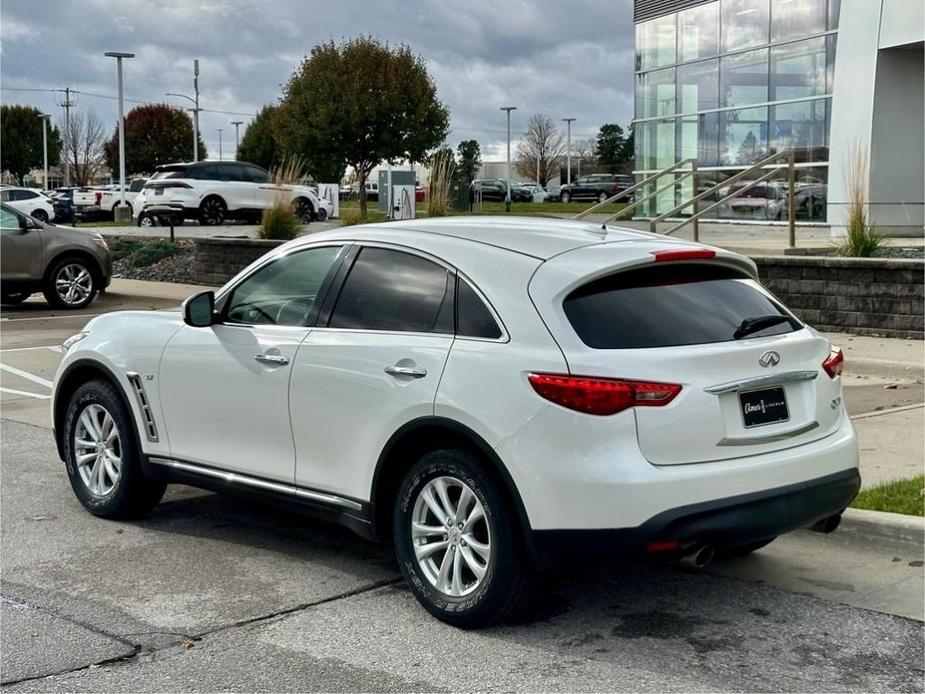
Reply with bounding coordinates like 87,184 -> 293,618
838,507 -> 924,546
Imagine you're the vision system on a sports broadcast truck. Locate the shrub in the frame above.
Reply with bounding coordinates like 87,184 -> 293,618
130,241 -> 181,268
427,149 -> 456,218
258,155 -> 305,241
837,144 -> 883,257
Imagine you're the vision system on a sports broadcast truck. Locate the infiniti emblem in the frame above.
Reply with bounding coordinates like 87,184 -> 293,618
759,351 -> 781,368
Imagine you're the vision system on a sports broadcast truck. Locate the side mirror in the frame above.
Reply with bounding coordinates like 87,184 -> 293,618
182,290 -> 216,327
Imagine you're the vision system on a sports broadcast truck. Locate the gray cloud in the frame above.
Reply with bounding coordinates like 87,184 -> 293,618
1,0 -> 633,162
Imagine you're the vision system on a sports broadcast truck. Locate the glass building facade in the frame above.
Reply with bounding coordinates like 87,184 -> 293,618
634,0 -> 839,221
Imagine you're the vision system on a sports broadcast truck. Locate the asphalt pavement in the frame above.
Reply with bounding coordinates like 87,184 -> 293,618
1,281 -> 923,692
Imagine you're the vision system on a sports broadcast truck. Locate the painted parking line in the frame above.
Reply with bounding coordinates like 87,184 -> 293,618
0,387 -> 51,400
0,345 -> 63,353
0,363 -> 54,389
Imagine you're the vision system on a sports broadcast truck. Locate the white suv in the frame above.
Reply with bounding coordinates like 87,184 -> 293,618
51,217 -> 860,627
133,160 -> 333,227
0,187 -> 55,223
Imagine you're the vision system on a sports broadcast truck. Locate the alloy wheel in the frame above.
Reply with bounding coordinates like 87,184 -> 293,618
201,198 -> 225,225
411,476 -> 491,597
74,403 -> 122,497
55,263 -> 93,306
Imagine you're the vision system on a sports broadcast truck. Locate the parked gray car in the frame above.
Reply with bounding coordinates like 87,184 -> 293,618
0,203 -> 112,309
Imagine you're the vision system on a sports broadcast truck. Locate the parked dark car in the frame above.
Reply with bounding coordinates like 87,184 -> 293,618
559,174 -> 634,203
50,188 -> 77,223
471,178 -> 533,203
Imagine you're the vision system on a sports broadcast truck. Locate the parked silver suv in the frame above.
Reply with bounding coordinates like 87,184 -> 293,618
0,203 -> 112,309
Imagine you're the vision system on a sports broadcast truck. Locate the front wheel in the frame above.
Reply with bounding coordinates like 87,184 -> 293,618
394,449 -> 533,627
63,380 -> 166,519
138,212 -> 157,227
293,197 -> 315,223
315,207 -> 328,222
560,191 -> 571,203
43,257 -> 97,309
598,192 -> 609,203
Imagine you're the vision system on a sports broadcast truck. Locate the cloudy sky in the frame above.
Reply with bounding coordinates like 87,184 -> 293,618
1,0 -> 634,161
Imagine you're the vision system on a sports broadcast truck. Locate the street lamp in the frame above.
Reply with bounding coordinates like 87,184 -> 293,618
562,118 -> 575,186
231,120 -> 243,160
104,51 -> 134,219
166,91 -> 202,162
500,106 -> 517,212
217,129 -> 223,161
39,113 -> 52,190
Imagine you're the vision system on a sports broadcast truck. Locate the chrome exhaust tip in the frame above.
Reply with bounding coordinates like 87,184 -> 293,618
679,544 -> 716,570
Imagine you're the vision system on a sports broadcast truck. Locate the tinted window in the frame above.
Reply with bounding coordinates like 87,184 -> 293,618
187,165 -> 218,180
329,248 -> 453,333
457,279 -> 502,339
563,264 -> 799,349
245,166 -> 268,183
215,163 -> 246,182
224,246 -> 342,326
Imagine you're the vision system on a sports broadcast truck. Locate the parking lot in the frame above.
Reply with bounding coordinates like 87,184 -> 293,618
1,282 -> 923,692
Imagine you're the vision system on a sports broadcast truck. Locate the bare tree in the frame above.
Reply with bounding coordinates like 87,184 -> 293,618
514,114 -> 565,187
60,111 -> 106,185
572,137 -> 597,177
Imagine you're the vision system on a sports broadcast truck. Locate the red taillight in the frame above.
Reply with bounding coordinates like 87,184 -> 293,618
822,346 -> 844,378
650,248 -> 716,262
94,192 -> 102,205
527,373 -> 681,416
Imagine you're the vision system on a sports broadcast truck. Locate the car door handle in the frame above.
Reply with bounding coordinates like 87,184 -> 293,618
254,353 -> 290,366
384,364 -> 427,378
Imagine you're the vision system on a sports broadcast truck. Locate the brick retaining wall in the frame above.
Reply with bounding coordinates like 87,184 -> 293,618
754,256 -> 923,339
193,239 -> 924,339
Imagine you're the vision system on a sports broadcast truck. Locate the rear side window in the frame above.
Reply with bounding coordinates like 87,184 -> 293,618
457,279 -> 502,339
563,264 -> 799,349
329,248 -> 453,333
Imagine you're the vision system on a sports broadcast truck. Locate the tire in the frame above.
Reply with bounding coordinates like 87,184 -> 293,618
598,192 -> 609,203
138,213 -> 157,228
198,196 -> 226,226
1,291 -> 31,305
43,256 -> 97,310
293,197 -> 315,223
63,380 -> 165,519
716,537 -> 776,560
31,209 -> 49,223
393,449 -> 534,627
560,192 -> 571,203
315,207 -> 328,222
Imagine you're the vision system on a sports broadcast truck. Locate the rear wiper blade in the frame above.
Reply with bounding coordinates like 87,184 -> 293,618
734,314 -> 792,340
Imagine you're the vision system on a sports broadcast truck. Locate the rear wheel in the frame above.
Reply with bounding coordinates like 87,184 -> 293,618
198,196 -> 226,226
31,209 -> 49,223
394,449 -> 533,627
43,257 -> 97,309
716,537 -> 776,559
598,192 -> 609,203
138,213 -> 157,227
560,191 -> 571,203
63,380 -> 165,519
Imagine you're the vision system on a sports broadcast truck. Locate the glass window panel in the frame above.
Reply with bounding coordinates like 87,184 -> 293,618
637,67 -> 677,118
720,107 -> 769,165
721,0 -> 769,53
679,112 -> 720,167
770,99 -> 829,163
678,59 -> 719,112
637,14 -> 677,70
636,120 -> 676,171
770,37 -> 827,100
721,48 -> 768,107
828,0 -> 841,30
771,0 -> 826,42
791,166 -> 828,221
678,3 -> 719,61
826,35 -> 837,92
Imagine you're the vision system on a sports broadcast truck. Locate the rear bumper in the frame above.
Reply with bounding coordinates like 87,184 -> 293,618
531,467 -> 860,570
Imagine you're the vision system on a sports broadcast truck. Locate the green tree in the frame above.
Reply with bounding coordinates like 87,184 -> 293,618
276,36 -> 450,214
455,139 -> 482,186
238,105 -> 281,170
0,105 -> 63,184
620,125 -> 635,172
103,104 -> 206,175
595,123 -> 627,174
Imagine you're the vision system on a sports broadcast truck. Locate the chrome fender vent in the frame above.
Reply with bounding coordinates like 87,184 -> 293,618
126,372 -> 159,442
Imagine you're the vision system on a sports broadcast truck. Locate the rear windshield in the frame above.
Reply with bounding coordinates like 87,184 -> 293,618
563,264 -> 800,349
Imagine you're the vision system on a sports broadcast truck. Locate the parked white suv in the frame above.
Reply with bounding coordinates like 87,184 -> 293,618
0,187 -> 55,223
133,160 -> 333,226
52,217 -> 860,627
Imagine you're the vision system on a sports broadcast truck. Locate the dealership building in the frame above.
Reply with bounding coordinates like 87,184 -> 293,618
632,0 -> 924,235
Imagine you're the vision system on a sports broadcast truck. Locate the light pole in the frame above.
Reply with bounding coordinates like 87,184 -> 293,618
217,129 -> 223,161
166,91 -> 202,162
39,113 -> 51,190
500,106 -> 516,212
105,51 -> 134,220
562,118 -> 575,186
231,120 -> 243,159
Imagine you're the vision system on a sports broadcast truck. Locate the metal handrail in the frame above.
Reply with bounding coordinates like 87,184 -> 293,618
649,150 -> 797,246
571,158 -> 696,220
600,163 -> 697,225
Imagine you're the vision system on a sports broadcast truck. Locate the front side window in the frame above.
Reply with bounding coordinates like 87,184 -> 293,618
245,166 -> 268,183
0,206 -> 20,230
329,247 -> 453,333
224,245 -> 342,326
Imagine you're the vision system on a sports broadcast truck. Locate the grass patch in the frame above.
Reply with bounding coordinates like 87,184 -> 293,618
851,475 -> 924,516
109,237 -> 182,268
75,220 -> 128,228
